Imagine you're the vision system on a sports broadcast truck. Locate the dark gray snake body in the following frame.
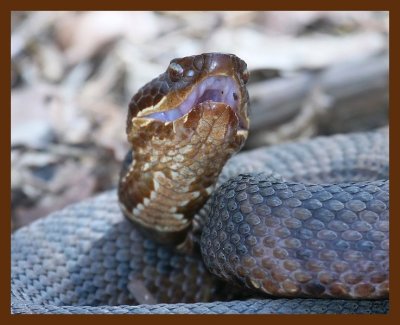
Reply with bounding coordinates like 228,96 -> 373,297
11,127 -> 389,313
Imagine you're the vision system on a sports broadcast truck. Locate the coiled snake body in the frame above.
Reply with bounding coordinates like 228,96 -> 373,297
11,53 -> 389,313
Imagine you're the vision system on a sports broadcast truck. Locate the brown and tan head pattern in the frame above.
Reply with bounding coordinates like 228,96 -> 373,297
118,53 -> 250,247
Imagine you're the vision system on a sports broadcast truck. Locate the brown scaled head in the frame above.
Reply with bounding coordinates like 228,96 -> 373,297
126,53 -> 250,137
120,53 -> 250,246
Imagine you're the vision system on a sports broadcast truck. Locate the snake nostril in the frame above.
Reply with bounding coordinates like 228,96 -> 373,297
184,69 -> 195,78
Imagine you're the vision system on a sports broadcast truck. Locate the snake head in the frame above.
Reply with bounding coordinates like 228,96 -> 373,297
126,53 -> 250,139
119,53 -> 250,247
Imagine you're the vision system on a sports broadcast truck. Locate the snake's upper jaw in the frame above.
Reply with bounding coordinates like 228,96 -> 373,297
143,76 -> 248,130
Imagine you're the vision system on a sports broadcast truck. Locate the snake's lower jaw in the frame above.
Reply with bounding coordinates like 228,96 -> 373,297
128,102 -> 247,144
180,101 -> 248,146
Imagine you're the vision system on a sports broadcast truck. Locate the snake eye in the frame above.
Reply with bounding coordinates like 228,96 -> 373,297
242,68 -> 249,84
168,62 -> 184,82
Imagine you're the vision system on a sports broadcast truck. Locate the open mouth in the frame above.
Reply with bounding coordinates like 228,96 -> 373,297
143,76 -> 240,122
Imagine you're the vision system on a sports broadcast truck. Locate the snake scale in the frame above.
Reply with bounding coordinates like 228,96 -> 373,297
11,53 -> 389,314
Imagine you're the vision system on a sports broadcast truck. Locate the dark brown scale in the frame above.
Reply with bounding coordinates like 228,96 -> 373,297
126,77 -> 170,133
193,55 -> 205,71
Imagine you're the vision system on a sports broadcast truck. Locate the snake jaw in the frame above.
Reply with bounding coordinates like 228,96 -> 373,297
140,76 -> 247,128
127,53 -> 250,133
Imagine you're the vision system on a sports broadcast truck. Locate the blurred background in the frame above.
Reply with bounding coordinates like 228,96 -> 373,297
11,11 -> 389,231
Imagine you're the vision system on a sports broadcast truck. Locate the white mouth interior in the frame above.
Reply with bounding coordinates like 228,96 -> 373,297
144,76 -> 239,122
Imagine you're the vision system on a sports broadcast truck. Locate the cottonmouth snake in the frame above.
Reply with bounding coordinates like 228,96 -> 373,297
11,53 -> 389,313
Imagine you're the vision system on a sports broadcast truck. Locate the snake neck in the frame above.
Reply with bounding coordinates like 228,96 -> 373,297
118,104 -> 248,246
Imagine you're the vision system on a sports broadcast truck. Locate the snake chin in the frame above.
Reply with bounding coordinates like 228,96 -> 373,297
144,76 -> 241,123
